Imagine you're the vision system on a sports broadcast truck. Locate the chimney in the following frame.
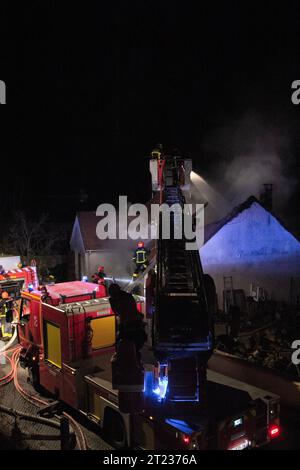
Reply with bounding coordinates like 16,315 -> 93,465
260,183 -> 273,211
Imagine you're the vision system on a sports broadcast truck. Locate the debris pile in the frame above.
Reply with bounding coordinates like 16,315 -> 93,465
215,306 -> 300,381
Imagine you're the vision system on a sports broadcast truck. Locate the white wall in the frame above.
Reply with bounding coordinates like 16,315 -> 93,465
81,250 -> 135,284
200,203 -> 300,305
202,258 -> 300,307
0,256 -> 21,271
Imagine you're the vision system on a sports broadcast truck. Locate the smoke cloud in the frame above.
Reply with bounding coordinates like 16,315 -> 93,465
200,113 -> 297,217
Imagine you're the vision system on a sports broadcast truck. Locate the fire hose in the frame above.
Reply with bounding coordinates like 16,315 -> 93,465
0,347 -> 87,450
0,326 -> 18,353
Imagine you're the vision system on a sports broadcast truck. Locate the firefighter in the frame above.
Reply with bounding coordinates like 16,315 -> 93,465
108,283 -> 147,358
92,265 -> 106,284
17,260 -> 27,269
47,274 -> 55,285
150,143 -> 164,161
132,242 -> 149,279
41,268 -> 55,285
0,291 -> 12,339
0,291 -> 9,307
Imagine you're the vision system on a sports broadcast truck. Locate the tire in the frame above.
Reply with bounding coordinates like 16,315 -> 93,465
104,408 -> 127,449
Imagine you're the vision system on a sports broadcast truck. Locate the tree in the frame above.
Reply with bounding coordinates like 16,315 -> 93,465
3,212 -> 68,263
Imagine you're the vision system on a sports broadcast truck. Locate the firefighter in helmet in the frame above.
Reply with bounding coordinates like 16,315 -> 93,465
17,260 -> 27,269
132,242 -> 149,279
150,143 -> 164,161
92,265 -> 106,284
0,291 -> 13,339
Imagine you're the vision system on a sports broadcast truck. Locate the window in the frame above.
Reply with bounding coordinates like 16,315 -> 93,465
44,321 -> 62,368
91,315 -> 115,350
20,298 -> 30,320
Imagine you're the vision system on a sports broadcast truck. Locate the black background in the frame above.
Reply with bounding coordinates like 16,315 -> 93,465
1,1 -> 300,228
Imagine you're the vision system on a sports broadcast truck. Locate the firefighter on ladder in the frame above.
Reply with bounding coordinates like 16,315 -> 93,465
150,143 -> 166,202
132,242 -> 149,279
150,143 -> 164,161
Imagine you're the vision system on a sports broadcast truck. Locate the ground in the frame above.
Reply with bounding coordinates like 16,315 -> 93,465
0,363 -> 112,450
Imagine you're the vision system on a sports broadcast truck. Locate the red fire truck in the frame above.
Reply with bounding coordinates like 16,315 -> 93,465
0,265 -> 38,339
16,278 -> 280,450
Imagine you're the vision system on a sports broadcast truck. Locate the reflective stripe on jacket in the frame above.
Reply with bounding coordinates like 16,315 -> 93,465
135,249 -> 147,264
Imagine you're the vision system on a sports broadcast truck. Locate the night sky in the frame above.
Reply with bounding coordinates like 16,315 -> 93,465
1,1 -> 300,232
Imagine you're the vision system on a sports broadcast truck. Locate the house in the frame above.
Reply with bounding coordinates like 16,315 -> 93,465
200,196 -> 300,307
70,212 -> 145,282
71,198 -> 300,307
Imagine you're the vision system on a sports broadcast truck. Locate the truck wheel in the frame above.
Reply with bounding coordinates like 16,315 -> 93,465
104,409 -> 127,449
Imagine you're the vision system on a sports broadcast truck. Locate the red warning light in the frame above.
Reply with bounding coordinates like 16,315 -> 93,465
183,435 -> 190,444
268,424 -> 280,438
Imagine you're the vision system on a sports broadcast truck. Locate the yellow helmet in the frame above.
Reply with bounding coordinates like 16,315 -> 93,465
151,149 -> 162,160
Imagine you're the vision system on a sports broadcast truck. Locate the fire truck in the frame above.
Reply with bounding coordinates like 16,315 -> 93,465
0,263 -> 38,339
16,151 -> 281,450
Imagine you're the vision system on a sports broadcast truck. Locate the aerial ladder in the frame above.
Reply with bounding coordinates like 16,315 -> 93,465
124,150 -> 215,416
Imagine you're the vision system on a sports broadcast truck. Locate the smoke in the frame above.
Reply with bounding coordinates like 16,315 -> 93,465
189,172 -> 231,224
201,113 -> 297,216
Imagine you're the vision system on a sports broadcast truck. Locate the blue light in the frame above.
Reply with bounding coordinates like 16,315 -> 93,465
144,371 -> 169,402
82,276 -> 88,282
165,419 -> 195,434
28,283 -> 34,292
153,376 -> 168,400
144,371 -> 155,397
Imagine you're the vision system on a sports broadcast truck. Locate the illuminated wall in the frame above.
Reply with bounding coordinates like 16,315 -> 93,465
200,202 -> 300,305
70,215 -> 139,281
